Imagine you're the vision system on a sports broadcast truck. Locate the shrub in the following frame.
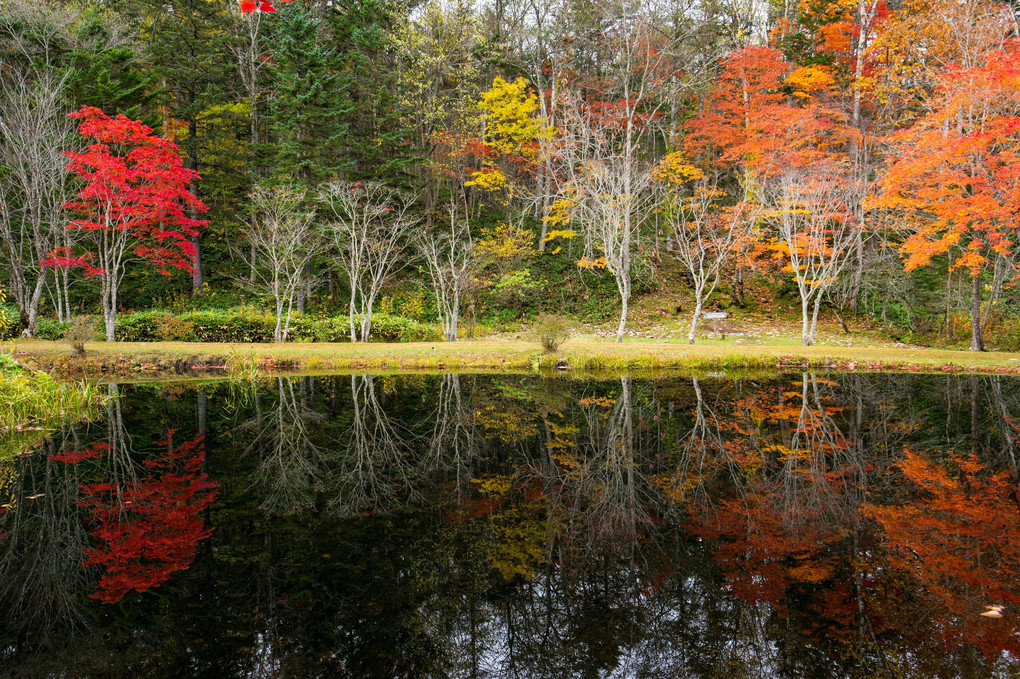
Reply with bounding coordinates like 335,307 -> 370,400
115,308 -> 276,343
534,313 -> 571,353
106,308 -> 440,344
34,318 -> 72,340
367,313 -> 442,343
64,316 -> 99,355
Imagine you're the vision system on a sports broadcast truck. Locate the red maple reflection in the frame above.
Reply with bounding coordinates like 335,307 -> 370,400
72,431 -> 218,603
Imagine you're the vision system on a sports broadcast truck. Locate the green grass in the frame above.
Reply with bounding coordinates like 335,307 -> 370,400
10,336 -> 1020,380
0,362 -> 107,460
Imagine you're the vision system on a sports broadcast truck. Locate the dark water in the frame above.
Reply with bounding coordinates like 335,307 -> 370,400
2,372 -> 1020,678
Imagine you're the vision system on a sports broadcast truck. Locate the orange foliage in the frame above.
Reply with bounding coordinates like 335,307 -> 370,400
878,46 -> 1020,276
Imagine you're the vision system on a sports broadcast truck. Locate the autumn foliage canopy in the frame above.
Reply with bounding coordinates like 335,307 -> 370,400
43,106 -> 207,278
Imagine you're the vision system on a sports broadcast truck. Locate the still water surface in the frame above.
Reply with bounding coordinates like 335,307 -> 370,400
2,372 -> 1020,678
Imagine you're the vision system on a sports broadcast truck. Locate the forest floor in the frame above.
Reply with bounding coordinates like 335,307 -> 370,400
10,335 -> 1020,380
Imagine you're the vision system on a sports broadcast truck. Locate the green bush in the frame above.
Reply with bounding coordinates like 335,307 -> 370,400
533,313 -> 571,353
13,307 -> 440,344
34,319 -> 71,340
115,308 -> 276,343
106,308 -> 440,343
64,316 -> 99,355
366,313 -> 441,343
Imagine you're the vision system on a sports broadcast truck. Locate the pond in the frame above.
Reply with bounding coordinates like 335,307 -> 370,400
1,372 -> 1019,677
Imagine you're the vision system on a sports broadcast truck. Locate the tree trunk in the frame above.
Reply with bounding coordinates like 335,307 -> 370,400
809,295 -> 822,346
104,307 -> 116,342
615,289 -> 629,343
25,271 -> 46,337
189,129 -> 203,292
688,299 -> 703,345
970,272 -> 984,352
801,298 -> 811,346
447,294 -> 460,341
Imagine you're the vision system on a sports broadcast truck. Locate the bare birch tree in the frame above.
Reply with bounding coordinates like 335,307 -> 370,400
239,186 -> 322,343
416,202 -> 475,342
0,70 -> 76,335
658,172 -> 756,343
757,166 -> 861,346
554,13 -> 670,342
320,181 -> 419,342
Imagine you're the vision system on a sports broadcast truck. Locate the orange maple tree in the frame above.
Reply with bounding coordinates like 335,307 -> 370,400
878,44 -> 1020,351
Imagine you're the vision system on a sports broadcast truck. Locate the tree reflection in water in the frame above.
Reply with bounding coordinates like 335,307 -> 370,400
1,372 -> 1020,677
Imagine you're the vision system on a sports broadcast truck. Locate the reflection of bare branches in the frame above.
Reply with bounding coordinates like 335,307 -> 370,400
776,373 -> 864,526
664,378 -> 744,508
425,374 -> 480,493
103,383 -> 137,488
553,377 -> 655,553
328,375 -> 415,519
241,377 -> 325,515
0,433 -> 94,650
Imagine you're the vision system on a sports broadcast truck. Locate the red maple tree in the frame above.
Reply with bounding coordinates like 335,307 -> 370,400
239,0 -> 290,13
44,106 -> 207,341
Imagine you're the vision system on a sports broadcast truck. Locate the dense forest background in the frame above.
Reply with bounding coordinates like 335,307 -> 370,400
1,0 -> 1019,349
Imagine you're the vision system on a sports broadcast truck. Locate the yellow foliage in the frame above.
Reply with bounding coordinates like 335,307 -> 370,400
473,222 -> 535,270
473,474 -> 514,498
478,76 -> 553,158
465,167 -> 508,191
488,505 -> 548,581
786,66 -> 836,98
542,197 -> 575,227
541,229 -> 577,243
651,152 -> 705,185
477,405 -> 538,443
576,255 -> 607,269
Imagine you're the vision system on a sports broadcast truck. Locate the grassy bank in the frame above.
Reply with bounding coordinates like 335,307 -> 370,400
10,337 -> 1020,379
0,354 -> 107,459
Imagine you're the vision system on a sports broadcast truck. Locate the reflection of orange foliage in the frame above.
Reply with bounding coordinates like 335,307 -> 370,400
864,449 -> 1020,658
690,496 -> 843,603
75,432 -> 218,604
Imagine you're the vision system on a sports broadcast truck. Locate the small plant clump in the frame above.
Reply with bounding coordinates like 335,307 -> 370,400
534,313 -> 571,353
64,316 -> 98,355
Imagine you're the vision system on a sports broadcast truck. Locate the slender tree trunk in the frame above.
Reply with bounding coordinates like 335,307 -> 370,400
349,283 -> 358,342
801,297 -> 811,346
103,285 -> 116,342
809,296 -> 823,345
970,272 -> 984,352
25,271 -> 46,337
616,285 -> 629,344
688,298 -> 703,345
189,135 -> 203,291
448,292 -> 460,341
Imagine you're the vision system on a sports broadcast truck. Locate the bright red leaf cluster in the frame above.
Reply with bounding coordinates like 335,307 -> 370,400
239,0 -> 291,14
43,105 -> 207,277
73,431 -> 218,604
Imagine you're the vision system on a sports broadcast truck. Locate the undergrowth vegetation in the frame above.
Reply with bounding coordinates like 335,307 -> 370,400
0,352 -> 105,456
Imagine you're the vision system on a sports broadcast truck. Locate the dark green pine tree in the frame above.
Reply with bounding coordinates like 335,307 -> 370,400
329,0 -> 411,182
65,7 -> 159,124
265,4 -> 352,187
114,0 -> 239,292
